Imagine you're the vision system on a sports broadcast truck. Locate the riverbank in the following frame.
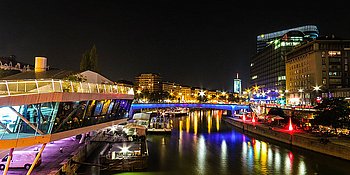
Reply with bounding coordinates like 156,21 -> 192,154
223,116 -> 350,161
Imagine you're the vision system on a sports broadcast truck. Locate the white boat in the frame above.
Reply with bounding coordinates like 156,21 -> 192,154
148,113 -> 173,133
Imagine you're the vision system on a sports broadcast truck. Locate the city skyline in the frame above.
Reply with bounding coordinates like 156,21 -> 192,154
1,1 -> 350,91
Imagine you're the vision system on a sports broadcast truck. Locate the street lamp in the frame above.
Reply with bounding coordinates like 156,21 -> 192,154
253,85 -> 260,92
199,91 -> 205,97
313,85 -> 322,105
313,85 -> 321,92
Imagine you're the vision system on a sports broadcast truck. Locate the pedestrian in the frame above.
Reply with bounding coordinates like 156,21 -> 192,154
59,147 -> 63,153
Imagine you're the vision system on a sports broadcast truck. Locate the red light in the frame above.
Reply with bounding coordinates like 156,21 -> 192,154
288,117 -> 293,131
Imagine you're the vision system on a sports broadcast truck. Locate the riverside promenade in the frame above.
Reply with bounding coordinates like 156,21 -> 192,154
223,116 -> 350,161
0,136 -> 81,175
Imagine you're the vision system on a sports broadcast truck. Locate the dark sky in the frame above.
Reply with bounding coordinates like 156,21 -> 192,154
1,1 -> 349,91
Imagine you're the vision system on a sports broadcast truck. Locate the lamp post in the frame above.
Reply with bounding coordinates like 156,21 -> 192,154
312,85 -> 321,106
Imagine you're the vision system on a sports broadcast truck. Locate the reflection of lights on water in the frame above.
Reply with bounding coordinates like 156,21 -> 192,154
298,159 -> 306,175
221,140 -> 227,174
197,135 -> 206,174
288,152 -> 294,161
275,149 -> 281,171
261,141 -> 267,168
242,141 -> 247,157
161,137 -> 166,145
254,140 -> 261,161
267,147 -> 273,167
285,154 -> 292,174
179,120 -> 183,132
247,142 -> 253,164
221,140 -> 227,158
216,115 -> 220,131
186,116 -> 190,133
194,113 -> 198,135
179,122 -> 183,158
207,116 -> 211,133
242,141 -> 248,174
285,151 -> 294,174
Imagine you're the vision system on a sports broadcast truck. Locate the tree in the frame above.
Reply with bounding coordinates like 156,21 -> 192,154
314,97 -> 350,128
89,44 -> 98,71
149,90 -> 170,102
80,44 -> 98,72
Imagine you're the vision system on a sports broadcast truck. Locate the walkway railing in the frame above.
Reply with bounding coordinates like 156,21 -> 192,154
0,79 -> 134,97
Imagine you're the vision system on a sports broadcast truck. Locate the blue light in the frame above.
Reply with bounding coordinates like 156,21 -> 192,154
131,103 -> 249,112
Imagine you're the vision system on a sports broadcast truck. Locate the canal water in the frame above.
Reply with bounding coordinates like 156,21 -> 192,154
78,110 -> 350,175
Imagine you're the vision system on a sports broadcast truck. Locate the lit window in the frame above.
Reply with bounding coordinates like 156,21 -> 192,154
328,51 -> 341,57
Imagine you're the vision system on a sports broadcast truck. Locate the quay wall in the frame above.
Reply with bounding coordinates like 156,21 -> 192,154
48,133 -> 104,175
224,117 -> 350,161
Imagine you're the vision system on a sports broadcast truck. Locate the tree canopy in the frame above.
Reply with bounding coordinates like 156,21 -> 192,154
314,97 -> 350,128
80,44 -> 98,72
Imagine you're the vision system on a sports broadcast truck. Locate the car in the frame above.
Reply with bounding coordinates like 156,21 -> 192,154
0,151 -> 41,170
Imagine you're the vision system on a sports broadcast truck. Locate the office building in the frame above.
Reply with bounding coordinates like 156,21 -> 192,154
286,36 -> 350,105
256,25 -> 319,53
135,73 -> 162,93
250,25 -> 319,92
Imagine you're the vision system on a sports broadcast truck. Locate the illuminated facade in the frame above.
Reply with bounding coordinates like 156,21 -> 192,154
251,30 -> 308,91
135,73 -> 162,93
286,37 -> 350,104
233,78 -> 241,94
162,81 -> 181,94
180,86 -> 192,102
0,57 -> 134,149
256,25 -> 319,53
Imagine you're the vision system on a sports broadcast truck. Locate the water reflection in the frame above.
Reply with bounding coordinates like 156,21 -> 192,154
197,135 -> 206,174
78,109 -> 350,175
221,140 -> 227,175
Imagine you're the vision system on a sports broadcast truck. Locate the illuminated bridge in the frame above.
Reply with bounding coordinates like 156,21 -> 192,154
0,79 -> 134,150
130,103 -> 250,115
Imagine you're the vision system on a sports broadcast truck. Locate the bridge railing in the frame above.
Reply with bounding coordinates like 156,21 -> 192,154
0,79 -> 134,97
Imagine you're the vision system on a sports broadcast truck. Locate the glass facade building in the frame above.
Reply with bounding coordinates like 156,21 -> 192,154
0,99 -> 132,140
250,30 -> 307,92
256,25 -> 319,53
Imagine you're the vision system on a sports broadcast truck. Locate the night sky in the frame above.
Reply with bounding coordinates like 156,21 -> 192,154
1,1 -> 350,91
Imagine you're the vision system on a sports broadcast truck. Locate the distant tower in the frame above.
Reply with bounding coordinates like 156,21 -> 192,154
233,73 -> 241,95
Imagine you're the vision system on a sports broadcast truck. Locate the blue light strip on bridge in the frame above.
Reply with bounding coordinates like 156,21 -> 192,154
130,103 -> 250,112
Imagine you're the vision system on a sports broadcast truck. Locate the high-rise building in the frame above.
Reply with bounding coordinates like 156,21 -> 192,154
233,73 -> 241,94
135,73 -> 162,93
286,36 -> 350,105
250,25 -> 319,92
256,25 -> 319,53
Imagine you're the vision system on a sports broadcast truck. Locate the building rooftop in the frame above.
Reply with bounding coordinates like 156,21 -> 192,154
1,69 -> 77,80
257,25 -> 319,41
